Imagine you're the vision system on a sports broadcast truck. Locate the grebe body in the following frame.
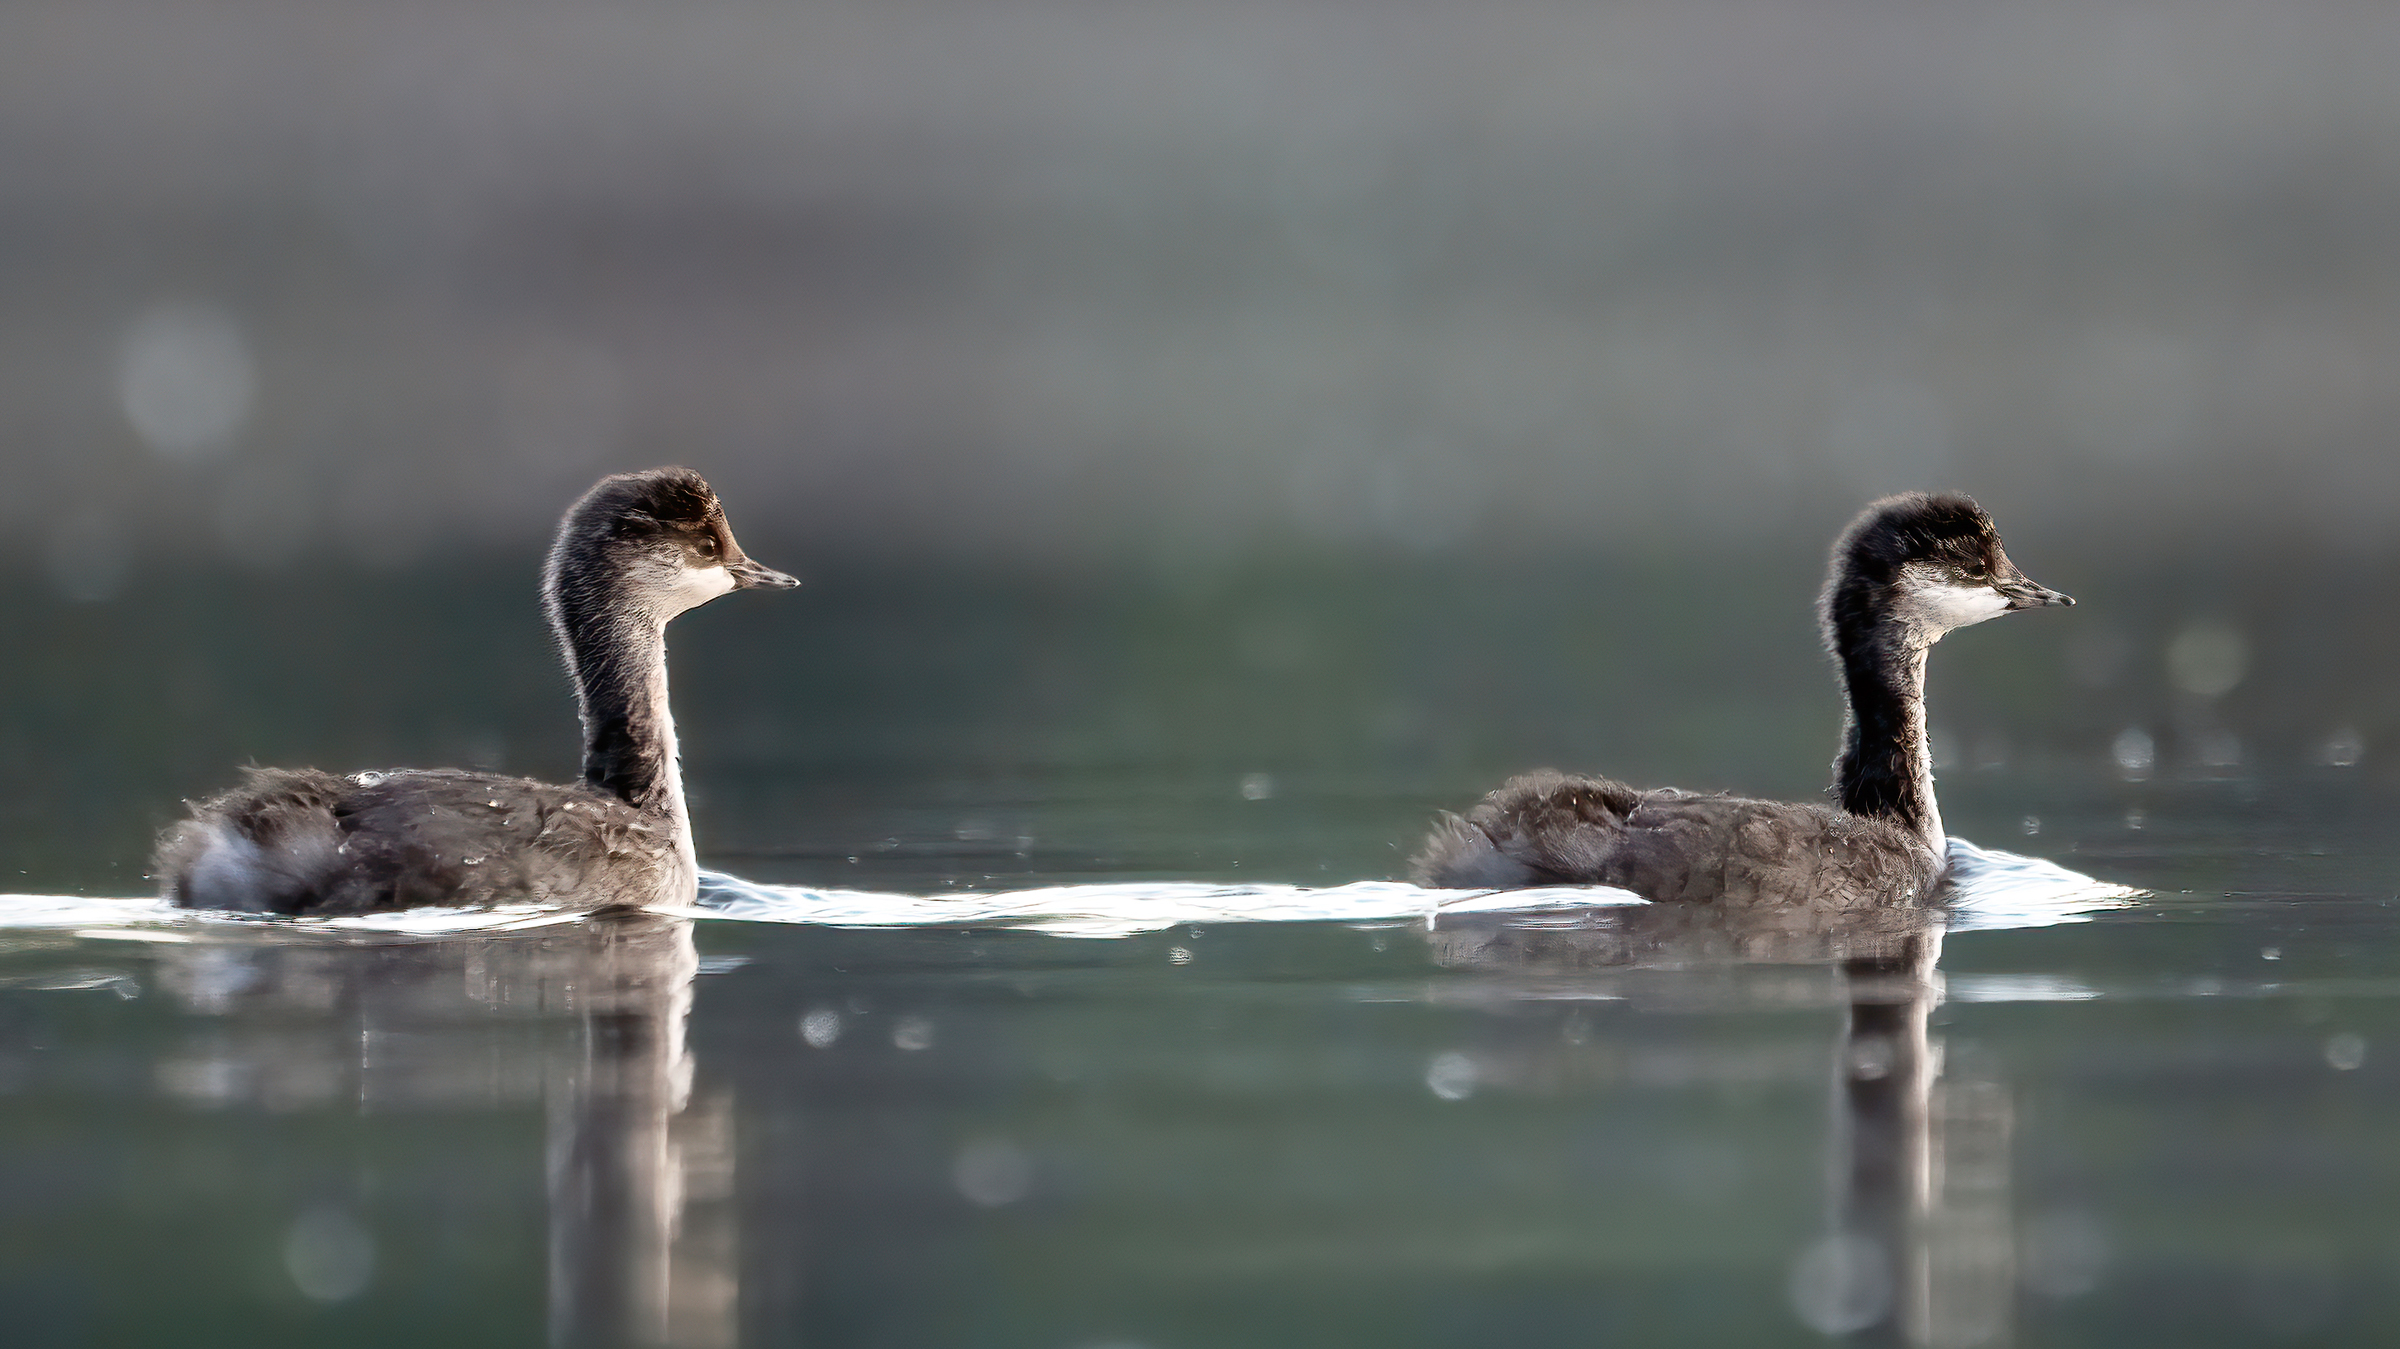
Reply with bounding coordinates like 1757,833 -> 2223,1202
1413,493 -> 2072,902
159,467 -> 795,915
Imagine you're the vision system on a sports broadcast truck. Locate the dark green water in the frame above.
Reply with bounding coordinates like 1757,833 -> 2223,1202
4,557 -> 2400,1346
4,840 -> 2398,1349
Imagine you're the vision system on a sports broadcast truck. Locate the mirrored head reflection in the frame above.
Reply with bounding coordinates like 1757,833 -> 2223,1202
150,914 -> 733,1349
1429,871 -> 2021,1347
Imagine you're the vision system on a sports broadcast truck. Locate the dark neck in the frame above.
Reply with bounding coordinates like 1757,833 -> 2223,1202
1829,590 -> 1942,849
553,580 -> 682,820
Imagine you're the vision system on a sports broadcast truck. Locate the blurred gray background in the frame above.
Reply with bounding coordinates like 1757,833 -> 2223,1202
5,0 -> 2399,891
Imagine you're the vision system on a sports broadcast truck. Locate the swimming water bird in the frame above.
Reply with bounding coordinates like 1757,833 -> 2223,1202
1412,493 -> 2072,903
157,468 -> 797,915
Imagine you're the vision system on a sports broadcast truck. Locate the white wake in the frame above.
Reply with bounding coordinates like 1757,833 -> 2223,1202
0,838 -> 2140,941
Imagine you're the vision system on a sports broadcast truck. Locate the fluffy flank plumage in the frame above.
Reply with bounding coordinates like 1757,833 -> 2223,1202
157,768 -> 673,914
1412,770 -> 1943,905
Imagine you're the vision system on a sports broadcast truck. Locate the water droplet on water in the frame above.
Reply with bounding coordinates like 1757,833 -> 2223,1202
2020,815 -> 2042,836
953,1138 -> 1033,1207
799,1009 -> 842,1048
1167,947 -> 1193,965
892,1016 -> 935,1052
2123,808 -> 2146,831
2260,947 -> 2280,961
1425,1052 -> 1477,1101
1239,773 -> 1275,801
284,1207 -> 374,1303
2325,1032 -> 2367,1071
2111,728 -> 2155,776
2319,728 -> 2365,767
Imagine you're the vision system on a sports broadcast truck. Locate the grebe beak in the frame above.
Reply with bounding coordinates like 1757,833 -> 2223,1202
727,557 -> 800,589
1996,575 -> 2073,610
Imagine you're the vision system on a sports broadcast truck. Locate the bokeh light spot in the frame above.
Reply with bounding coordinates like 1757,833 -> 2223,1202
953,1137 -> 1033,1207
283,1206 -> 374,1304
118,302 -> 254,460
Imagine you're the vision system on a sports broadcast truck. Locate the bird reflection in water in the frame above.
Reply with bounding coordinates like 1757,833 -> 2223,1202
1431,879 -> 2013,1347
151,913 -> 733,1349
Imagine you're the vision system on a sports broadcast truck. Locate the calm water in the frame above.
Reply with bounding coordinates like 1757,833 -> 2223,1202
5,561 -> 2400,1346
3,779 -> 2397,1348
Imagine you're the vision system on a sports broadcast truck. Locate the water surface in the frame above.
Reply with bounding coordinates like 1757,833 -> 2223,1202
5,563 -> 2400,1346
4,787 -> 2397,1347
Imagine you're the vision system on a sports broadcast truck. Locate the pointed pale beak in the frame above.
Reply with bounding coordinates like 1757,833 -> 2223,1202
1996,574 -> 2074,610
727,557 -> 800,590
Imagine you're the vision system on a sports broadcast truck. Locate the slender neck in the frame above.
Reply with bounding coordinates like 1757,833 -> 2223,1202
554,579 -> 694,866
1830,598 -> 1943,851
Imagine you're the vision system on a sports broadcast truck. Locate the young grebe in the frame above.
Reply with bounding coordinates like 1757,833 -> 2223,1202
1412,493 -> 2072,903
157,467 -> 797,914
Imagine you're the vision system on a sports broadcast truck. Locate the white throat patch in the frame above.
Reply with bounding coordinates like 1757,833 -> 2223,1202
658,563 -> 738,616
1898,567 -> 2009,636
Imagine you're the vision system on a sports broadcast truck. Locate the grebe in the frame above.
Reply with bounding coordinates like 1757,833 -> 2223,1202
1412,493 -> 2072,903
157,467 -> 796,914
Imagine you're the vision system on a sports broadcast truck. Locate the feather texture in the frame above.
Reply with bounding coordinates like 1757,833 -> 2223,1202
1414,769 -> 1942,905
158,767 -> 677,914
